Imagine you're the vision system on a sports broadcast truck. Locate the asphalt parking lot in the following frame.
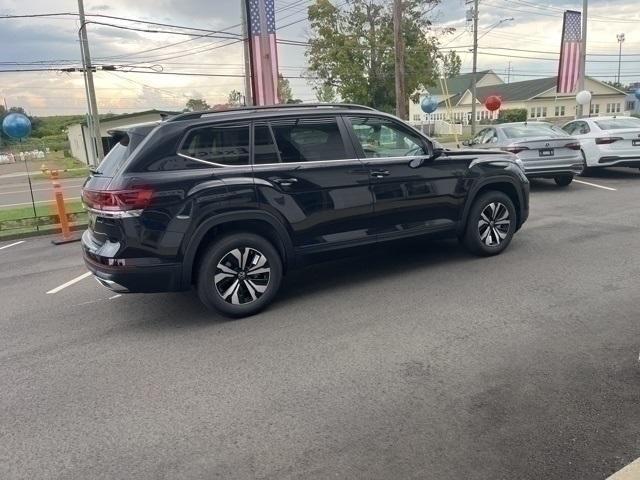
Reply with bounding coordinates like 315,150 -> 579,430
1,168 -> 639,480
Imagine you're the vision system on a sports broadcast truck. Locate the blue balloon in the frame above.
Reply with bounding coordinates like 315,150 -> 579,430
635,88 -> 640,101
420,96 -> 439,114
2,113 -> 32,139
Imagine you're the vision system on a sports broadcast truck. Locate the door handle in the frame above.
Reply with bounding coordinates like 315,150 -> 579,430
370,169 -> 390,178
273,177 -> 299,187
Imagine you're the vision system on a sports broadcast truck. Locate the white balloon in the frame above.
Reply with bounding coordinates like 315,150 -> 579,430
576,90 -> 592,105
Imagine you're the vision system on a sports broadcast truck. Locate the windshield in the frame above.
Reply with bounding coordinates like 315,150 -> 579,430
594,117 -> 640,130
502,124 -> 568,139
94,131 -> 147,176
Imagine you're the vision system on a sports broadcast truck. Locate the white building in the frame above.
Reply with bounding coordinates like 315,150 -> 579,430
409,71 -> 629,127
67,110 -> 179,165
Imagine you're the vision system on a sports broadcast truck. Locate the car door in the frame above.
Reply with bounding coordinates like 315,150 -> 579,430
344,114 -> 466,239
251,115 -> 373,251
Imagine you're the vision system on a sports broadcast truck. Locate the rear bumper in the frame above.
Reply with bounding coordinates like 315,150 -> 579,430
597,156 -> 640,167
82,230 -> 185,293
524,163 -> 584,178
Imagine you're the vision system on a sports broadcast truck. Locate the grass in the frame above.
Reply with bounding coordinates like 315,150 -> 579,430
0,200 -> 85,221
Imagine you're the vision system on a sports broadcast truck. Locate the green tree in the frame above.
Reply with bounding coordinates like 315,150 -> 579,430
228,89 -> 244,106
277,74 -> 302,103
440,51 -> 461,78
306,0 -> 441,113
185,98 -> 211,112
315,83 -> 338,103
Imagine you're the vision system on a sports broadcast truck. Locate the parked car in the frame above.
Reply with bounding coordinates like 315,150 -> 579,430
81,104 -> 529,317
561,116 -> 640,173
463,122 -> 583,186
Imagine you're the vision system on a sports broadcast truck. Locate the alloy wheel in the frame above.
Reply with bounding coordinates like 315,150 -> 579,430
478,202 -> 511,247
214,247 -> 271,305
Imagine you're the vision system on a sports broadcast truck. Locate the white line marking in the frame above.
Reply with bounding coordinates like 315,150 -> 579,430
606,456 -> 640,479
0,185 -> 83,195
109,294 -> 121,300
46,271 -> 92,294
0,240 -> 25,250
574,179 -> 617,191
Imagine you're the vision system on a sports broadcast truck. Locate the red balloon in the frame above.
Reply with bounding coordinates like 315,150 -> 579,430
485,95 -> 501,111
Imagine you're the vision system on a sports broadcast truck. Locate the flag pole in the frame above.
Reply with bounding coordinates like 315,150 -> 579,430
578,0 -> 588,117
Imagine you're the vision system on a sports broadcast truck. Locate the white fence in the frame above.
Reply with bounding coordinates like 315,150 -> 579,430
409,120 -> 465,136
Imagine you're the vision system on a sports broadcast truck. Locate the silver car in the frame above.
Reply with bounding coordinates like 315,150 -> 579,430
464,122 -> 584,186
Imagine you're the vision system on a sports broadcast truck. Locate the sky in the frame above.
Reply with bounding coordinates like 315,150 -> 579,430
0,0 -> 638,116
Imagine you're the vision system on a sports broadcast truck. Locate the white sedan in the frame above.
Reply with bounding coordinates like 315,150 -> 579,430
561,116 -> 640,172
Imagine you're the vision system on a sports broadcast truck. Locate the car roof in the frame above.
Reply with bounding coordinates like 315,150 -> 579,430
496,121 -> 554,127
163,103 -> 380,125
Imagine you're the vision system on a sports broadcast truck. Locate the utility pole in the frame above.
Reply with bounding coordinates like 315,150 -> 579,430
577,0 -> 588,117
506,61 -> 512,84
241,0 -> 253,106
393,0 -> 407,119
616,33 -> 625,87
470,0 -> 479,135
78,0 -> 104,166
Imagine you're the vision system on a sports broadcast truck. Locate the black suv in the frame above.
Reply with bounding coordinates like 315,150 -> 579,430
82,104 -> 529,317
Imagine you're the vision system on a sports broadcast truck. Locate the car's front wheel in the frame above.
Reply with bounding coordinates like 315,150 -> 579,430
197,233 -> 283,317
554,174 -> 573,187
462,191 -> 517,256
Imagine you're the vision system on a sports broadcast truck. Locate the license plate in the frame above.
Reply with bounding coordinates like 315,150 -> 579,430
633,140 -> 640,146
539,148 -> 554,157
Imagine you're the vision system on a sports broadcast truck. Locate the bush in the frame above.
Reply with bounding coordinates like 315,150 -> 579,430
497,109 -> 528,123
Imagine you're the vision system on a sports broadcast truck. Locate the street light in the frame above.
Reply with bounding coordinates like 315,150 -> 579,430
616,33 -> 625,87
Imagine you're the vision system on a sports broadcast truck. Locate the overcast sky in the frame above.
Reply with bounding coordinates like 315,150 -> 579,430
0,0 -> 638,116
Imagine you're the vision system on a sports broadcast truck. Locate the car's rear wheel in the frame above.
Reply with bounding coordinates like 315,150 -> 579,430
463,191 -> 517,256
554,174 -> 573,187
580,150 -> 595,176
197,233 -> 282,317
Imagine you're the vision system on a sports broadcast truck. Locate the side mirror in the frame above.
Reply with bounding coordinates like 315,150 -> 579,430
409,147 -> 444,169
462,139 -> 471,146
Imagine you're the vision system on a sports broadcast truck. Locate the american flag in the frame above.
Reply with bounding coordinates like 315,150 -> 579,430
246,0 -> 280,105
557,10 -> 582,93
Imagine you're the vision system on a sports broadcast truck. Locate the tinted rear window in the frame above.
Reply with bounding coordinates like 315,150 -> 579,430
95,131 -> 147,176
594,118 -> 640,130
502,124 -> 568,139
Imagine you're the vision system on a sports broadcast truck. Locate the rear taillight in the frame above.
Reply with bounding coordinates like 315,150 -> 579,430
82,188 -> 153,211
595,137 -> 623,145
501,146 -> 529,154
565,142 -> 582,150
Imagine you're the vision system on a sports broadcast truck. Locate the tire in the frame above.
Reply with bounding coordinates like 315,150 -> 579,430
197,232 -> 283,318
463,191 -> 517,257
554,174 -> 573,187
580,150 -> 594,177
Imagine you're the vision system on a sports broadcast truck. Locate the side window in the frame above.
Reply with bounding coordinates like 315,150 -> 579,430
576,121 -> 590,135
253,123 -> 280,164
472,128 -> 488,145
179,123 -> 249,166
562,122 -> 575,135
348,116 -> 426,158
481,129 -> 497,144
260,117 -> 348,164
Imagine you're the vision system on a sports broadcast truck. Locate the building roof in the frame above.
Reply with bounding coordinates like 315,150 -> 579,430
428,70 -> 496,96
440,76 -> 626,107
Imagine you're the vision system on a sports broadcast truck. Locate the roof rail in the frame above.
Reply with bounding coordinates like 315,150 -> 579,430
165,103 -> 376,122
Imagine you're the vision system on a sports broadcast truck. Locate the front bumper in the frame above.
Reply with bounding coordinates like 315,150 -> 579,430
82,230 -> 185,293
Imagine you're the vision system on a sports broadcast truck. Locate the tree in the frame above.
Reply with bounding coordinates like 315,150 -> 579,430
604,80 -> 629,91
185,98 -> 211,112
315,83 -> 338,103
306,0 -> 441,113
277,74 -> 302,103
440,51 -> 461,78
228,89 -> 244,106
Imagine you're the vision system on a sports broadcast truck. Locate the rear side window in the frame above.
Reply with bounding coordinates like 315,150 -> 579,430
95,131 -> 147,176
254,117 -> 348,164
179,123 -> 249,166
